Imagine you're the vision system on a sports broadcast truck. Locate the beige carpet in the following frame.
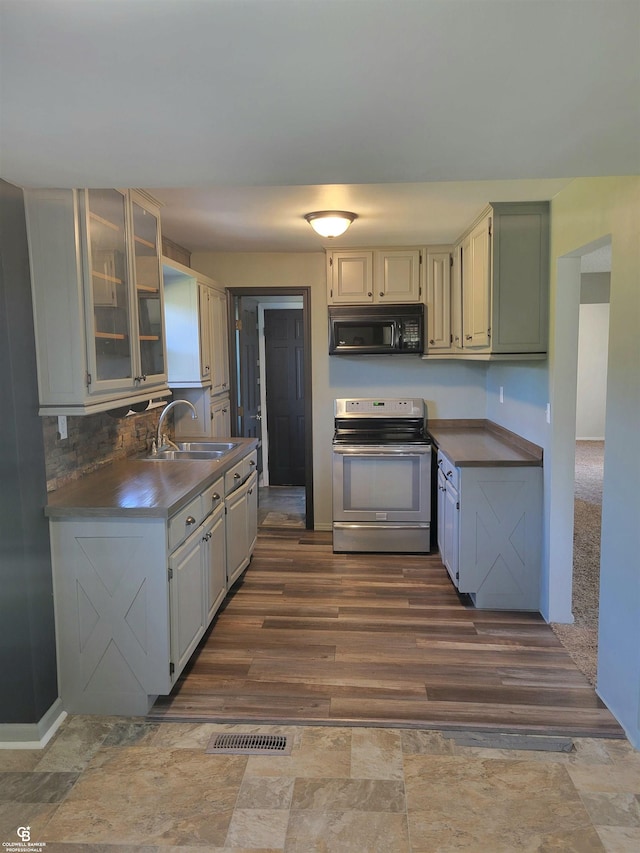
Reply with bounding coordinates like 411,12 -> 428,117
551,440 -> 603,685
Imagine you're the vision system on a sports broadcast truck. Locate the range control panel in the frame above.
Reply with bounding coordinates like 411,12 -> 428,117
335,398 -> 425,417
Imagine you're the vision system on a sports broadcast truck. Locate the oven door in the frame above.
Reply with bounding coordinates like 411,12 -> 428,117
332,445 -> 431,522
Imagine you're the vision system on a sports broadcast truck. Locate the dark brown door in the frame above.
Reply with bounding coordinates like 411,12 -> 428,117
238,297 -> 262,472
264,309 -> 305,486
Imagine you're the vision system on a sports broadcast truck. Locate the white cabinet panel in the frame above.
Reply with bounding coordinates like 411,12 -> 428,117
426,250 -> 452,352
169,531 -> 206,677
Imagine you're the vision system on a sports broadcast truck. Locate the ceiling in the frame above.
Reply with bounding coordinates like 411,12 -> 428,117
1,0 -> 638,252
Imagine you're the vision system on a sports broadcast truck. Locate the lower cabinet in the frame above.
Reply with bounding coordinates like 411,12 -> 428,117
437,461 -> 459,586
49,451 -> 257,716
437,450 -> 542,610
226,469 -> 258,587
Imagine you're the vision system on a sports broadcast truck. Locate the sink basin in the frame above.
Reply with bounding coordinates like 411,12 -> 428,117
177,441 -> 239,452
144,449 -> 225,461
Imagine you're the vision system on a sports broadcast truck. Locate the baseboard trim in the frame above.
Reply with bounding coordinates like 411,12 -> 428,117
314,522 -> 333,532
0,698 -> 66,749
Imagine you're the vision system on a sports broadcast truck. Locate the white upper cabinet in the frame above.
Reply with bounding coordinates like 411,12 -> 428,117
458,202 -> 550,356
327,250 -> 374,303
327,249 -> 421,304
209,287 -> 230,396
163,258 -> 229,394
462,214 -> 492,349
425,249 -> 452,352
24,188 -> 168,415
424,202 -> 550,359
376,249 -> 421,302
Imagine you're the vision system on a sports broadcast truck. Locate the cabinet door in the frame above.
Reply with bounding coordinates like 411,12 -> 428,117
198,285 -> 213,383
211,395 -> 231,437
130,192 -> 166,387
425,251 -> 451,351
463,215 -> 491,348
169,531 -> 206,680
451,243 -> 463,349
210,287 -> 230,396
377,249 -> 421,303
328,251 -> 374,303
225,482 -> 250,587
246,470 -> 258,556
437,466 -> 446,560
443,479 -> 459,586
204,505 -> 227,624
85,188 -> 135,391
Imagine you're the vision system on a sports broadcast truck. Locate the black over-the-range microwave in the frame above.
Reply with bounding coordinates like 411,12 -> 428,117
328,304 -> 424,355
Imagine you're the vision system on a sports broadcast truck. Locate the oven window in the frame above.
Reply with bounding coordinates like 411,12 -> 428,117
342,455 -> 420,511
335,321 -> 394,348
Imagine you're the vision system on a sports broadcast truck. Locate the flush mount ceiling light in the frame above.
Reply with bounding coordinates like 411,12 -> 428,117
304,210 -> 357,238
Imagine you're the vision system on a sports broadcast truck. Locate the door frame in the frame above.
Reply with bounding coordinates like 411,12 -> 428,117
226,286 -> 314,528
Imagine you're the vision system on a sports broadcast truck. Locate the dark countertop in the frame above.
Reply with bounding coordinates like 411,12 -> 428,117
427,419 -> 543,467
45,437 -> 258,519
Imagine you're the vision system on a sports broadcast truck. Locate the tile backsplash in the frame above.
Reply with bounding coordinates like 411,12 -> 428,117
43,407 -> 166,492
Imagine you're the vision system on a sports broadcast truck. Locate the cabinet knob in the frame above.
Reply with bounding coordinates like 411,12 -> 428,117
379,292 -> 384,297
222,408 -> 228,414
212,492 -> 220,502
248,488 -> 253,495
234,472 -> 241,479
185,516 -> 196,526
367,292 -> 372,297
249,459 -> 256,467
465,335 -> 472,341
429,339 -> 435,345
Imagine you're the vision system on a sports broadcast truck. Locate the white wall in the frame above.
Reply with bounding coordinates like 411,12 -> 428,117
576,302 -> 609,440
548,177 -> 640,748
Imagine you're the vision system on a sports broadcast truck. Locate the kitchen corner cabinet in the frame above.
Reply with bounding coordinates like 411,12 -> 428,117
163,258 -> 230,393
459,202 -> 549,355
24,188 -> 168,415
170,387 -> 231,439
327,249 -> 421,304
436,450 -> 542,610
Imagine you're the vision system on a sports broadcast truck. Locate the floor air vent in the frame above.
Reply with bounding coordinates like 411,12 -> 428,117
206,733 -> 292,755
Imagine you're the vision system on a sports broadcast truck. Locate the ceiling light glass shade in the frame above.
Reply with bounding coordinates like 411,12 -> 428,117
304,210 -> 357,238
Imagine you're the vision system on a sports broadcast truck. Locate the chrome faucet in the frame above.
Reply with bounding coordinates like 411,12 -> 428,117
155,399 -> 198,453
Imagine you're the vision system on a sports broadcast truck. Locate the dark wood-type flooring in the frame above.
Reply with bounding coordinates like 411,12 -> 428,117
149,529 -> 624,738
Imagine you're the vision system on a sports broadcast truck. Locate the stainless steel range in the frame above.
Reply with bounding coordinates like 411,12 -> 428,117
332,398 -> 431,553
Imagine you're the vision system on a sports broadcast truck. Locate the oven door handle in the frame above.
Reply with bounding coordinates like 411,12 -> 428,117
332,447 -> 431,456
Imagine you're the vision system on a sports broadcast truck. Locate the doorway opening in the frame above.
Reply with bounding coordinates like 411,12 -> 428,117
227,287 -> 313,529
550,237 -> 611,686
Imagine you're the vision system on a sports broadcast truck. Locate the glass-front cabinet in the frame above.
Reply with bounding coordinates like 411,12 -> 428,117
130,192 -> 165,382
85,189 -> 134,387
24,187 -> 169,415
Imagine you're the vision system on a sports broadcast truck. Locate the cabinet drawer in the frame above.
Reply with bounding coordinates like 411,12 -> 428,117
224,459 -> 245,495
244,450 -> 258,478
437,451 -> 460,492
224,451 -> 258,495
168,493 -> 204,553
201,476 -> 224,517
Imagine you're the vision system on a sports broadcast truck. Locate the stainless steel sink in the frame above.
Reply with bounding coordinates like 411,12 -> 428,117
144,449 -> 226,461
177,441 -> 239,452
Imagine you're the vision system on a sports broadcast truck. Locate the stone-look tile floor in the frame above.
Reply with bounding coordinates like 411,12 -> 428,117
1,717 -> 639,851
